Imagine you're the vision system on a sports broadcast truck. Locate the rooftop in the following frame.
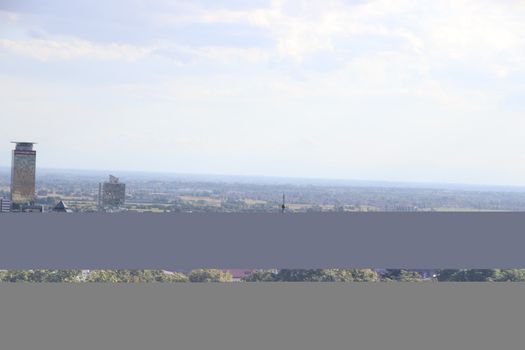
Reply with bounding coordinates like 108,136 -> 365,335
11,142 -> 37,151
53,201 -> 72,213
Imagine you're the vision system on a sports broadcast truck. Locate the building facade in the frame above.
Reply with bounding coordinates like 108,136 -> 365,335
98,175 -> 126,209
0,197 -> 11,213
10,142 -> 37,208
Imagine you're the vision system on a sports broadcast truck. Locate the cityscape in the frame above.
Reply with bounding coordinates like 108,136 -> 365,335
4,142 -> 525,214
2,3 -> 524,348
2,141 -> 126,212
2,141 -> 525,282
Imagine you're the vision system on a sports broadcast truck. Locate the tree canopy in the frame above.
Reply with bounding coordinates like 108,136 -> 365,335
188,269 -> 233,282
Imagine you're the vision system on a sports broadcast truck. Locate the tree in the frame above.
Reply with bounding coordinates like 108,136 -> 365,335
499,269 -> 525,281
329,269 -> 380,282
0,270 -> 32,282
0,270 -> 82,282
436,269 -> 525,282
382,269 -> 423,282
155,271 -> 189,282
85,270 -> 124,283
188,269 -> 232,282
247,269 -> 381,282
353,269 -> 380,281
85,270 -> 188,283
38,270 -> 83,282
243,269 -> 278,282
435,269 -> 459,281
275,269 -> 336,282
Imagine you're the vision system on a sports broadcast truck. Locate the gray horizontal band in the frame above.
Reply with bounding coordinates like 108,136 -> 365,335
1,284 -> 524,350
1,212 -> 525,269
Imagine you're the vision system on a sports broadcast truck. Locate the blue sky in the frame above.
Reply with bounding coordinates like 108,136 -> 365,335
1,0 -> 525,185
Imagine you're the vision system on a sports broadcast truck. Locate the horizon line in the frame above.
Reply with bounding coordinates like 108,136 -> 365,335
1,165 -> 525,191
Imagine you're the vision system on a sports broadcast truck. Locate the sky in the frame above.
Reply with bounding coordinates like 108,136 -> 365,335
1,0 -> 525,186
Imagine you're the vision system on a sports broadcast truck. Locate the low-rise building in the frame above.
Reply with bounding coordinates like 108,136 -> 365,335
0,197 -> 11,212
52,201 -> 72,213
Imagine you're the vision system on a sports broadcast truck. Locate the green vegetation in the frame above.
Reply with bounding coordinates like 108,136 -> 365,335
2,269 -> 525,283
382,269 -> 424,282
245,269 -> 381,282
85,270 -> 188,283
0,270 -> 83,283
436,269 -> 525,282
188,269 -> 233,282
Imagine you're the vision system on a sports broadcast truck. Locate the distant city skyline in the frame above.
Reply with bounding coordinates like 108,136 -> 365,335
2,1 -> 525,186
3,164 -> 525,193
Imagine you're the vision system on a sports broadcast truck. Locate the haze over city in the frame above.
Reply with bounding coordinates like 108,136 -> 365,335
2,0 -> 525,186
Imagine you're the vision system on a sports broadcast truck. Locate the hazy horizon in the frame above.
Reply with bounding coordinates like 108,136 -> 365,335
3,164 -> 525,192
2,1 -> 525,186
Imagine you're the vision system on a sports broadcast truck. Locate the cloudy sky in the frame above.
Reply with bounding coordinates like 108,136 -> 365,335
1,0 -> 525,185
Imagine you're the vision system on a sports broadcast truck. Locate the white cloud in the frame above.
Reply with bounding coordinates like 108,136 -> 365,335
0,37 -> 272,66
155,45 -> 271,64
199,0 -> 423,61
2,0 -> 525,184
200,0 -> 525,70
0,10 -> 18,22
424,1 -> 525,62
0,38 -> 153,62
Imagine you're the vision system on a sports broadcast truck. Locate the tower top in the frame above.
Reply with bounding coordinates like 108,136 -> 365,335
108,175 -> 120,183
11,142 -> 37,151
